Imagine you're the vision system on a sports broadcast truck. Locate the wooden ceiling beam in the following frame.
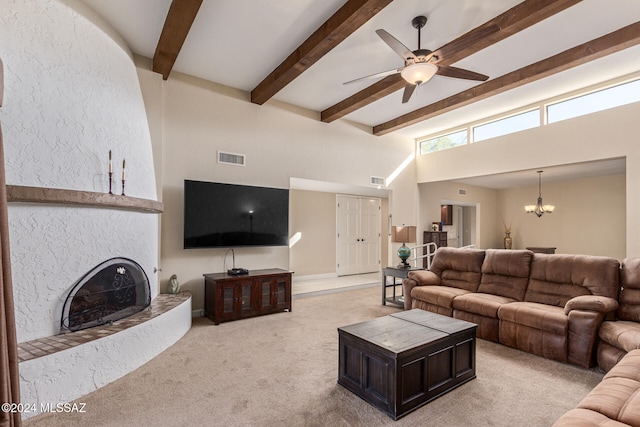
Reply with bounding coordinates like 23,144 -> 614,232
153,0 -> 204,80
321,0 -> 583,123
432,0 -> 583,66
250,0 -> 393,106
372,21 -> 640,136
322,74 -> 406,123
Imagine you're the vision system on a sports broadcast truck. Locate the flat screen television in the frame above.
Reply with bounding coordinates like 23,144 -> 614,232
183,180 -> 289,249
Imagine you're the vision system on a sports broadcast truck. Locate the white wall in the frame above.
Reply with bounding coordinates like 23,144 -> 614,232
289,190 -> 337,276
416,101 -> 640,257
134,69 -> 417,311
0,0 -> 159,341
497,174 -> 625,259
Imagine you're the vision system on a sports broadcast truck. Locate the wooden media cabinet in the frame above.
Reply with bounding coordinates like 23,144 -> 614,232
204,268 -> 292,325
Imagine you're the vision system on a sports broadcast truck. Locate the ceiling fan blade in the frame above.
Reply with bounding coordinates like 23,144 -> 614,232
436,65 -> 489,81
343,67 -> 402,85
376,29 -> 417,62
429,23 -> 501,63
402,83 -> 416,104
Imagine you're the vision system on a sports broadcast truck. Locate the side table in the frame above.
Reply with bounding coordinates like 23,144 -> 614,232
382,266 -> 424,307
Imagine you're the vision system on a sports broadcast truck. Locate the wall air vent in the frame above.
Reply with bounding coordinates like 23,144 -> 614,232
370,176 -> 386,187
218,151 -> 246,166
458,188 -> 467,196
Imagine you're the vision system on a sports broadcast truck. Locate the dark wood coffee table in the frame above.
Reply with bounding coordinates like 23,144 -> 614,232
337,309 -> 477,420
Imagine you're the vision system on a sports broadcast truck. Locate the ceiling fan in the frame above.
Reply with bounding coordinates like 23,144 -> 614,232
345,16 -> 497,103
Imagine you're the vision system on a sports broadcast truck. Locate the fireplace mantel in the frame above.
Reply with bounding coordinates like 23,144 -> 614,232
7,185 -> 163,213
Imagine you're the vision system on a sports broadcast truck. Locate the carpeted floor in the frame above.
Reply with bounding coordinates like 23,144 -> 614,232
23,286 -> 604,426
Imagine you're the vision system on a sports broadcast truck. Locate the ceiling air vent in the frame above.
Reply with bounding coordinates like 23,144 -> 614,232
370,176 -> 386,187
218,151 -> 246,166
458,188 -> 467,196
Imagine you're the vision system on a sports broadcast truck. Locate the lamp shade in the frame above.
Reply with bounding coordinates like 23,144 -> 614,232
400,63 -> 437,86
391,225 -> 416,243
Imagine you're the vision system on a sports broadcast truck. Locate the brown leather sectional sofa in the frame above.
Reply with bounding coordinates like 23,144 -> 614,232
403,247 -> 640,426
403,247 -> 620,368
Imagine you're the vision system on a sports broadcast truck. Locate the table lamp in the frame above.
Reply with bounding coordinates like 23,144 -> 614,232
391,225 -> 416,268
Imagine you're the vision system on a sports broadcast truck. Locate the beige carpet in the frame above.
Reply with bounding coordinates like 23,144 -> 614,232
24,286 -> 603,426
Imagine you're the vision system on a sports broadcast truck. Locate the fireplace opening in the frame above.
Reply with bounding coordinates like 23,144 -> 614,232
61,257 -> 151,332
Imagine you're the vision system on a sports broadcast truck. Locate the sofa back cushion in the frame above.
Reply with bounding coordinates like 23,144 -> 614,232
478,249 -> 533,301
618,257 -> 640,321
524,254 -> 620,307
430,247 -> 485,292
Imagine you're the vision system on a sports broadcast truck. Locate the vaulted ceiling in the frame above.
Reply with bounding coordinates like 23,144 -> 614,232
81,0 -> 640,142
79,1 -> 639,188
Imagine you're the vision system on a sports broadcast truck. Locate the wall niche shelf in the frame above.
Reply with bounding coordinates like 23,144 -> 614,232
7,185 -> 163,214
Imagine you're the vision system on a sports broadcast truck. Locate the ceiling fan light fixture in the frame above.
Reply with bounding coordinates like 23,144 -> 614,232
400,62 -> 437,85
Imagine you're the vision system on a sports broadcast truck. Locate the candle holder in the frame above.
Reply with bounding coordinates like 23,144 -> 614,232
108,172 -> 113,194
121,179 -> 125,196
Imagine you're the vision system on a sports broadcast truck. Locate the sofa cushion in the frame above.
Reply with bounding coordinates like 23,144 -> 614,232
599,321 -> 640,353
553,408 -> 629,427
411,285 -> 471,310
477,249 -> 532,301
452,293 -> 516,318
618,257 -> 640,322
578,377 -> 640,426
525,254 -> 620,307
604,349 -> 640,381
566,350 -> 640,426
498,301 -> 567,335
429,247 -> 485,292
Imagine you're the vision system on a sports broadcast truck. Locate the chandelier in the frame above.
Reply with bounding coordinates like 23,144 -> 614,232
525,171 -> 555,217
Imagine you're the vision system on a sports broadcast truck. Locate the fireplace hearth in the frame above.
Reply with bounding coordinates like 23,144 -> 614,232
61,257 -> 151,332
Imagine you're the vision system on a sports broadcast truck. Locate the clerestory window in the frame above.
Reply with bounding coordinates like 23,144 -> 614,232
547,79 -> 640,124
419,129 -> 468,155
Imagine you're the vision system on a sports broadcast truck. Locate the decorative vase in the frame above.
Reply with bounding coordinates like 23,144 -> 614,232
168,274 -> 180,294
504,231 -> 512,250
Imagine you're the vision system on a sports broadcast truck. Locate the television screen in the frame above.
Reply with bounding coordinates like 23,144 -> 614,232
184,180 -> 289,248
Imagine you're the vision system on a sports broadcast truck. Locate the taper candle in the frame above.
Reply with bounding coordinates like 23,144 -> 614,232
122,159 -> 126,180
109,150 -> 112,173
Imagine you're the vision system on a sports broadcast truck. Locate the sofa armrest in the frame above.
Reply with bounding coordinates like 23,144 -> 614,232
407,270 -> 441,286
402,278 -> 417,310
564,295 -> 618,315
402,271 -> 441,310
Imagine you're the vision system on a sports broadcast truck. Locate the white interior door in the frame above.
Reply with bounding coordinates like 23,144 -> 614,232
337,195 -> 381,276
337,196 -> 360,276
359,198 -> 381,273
